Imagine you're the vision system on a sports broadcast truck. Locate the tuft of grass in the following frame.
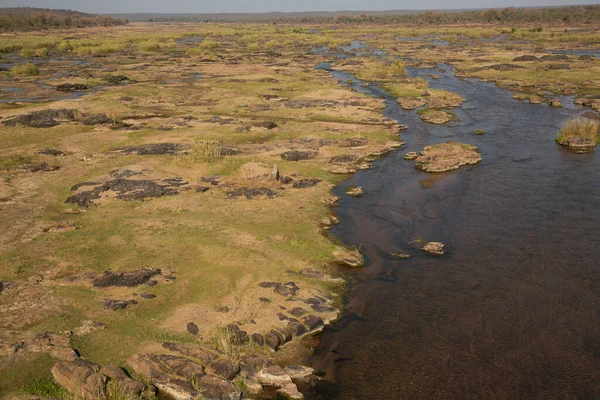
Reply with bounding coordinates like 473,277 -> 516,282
189,139 -> 223,163
138,41 -> 161,52
22,378 -> 69,398
0,154 -> 33,169
11,63 -> 38,75
555,117 -> 599,144
474,129 -> 485,135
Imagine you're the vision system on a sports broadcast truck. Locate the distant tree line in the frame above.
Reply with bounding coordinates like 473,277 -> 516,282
301,5 -> 600,24
0,8 -> 126,31
141,5 -> 600,25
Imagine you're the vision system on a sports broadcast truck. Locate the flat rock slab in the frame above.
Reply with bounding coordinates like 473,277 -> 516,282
226,187 -> 279,199
66,177 -> 189,208
93,268 -> 161,287
51,360 -> 107,400
414,142 -> 482,173
114,143 -> 190,155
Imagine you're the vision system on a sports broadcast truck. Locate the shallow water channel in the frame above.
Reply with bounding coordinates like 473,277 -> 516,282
308,55 -> 600,399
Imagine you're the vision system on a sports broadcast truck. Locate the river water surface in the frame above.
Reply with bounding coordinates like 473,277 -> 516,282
308,59 -> 600,399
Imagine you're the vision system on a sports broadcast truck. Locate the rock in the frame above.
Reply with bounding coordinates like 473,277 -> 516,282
256,365 -> 292,386
79,114 -> 113,126
251,333 -> 265,346
420,110 -> 455,125
289,307 -> 308,317
196,186 -> 211,193
299,268 -> 325,279
116,143 -> 189,155
513,55 -> 538,61
397,97 -> 426,110
39,148 -> 65,156
280,176 -> 293,184
413,142 -> 482,173
226,324 -> 250,345
541,54 -> 569,61
51,359 -> 107,400
339,137 -> 368,148
422,242 -> 445,256
280,150 -> 317,161
56,83 -> 90,92
66,179 -> 188,208
195,375 -> 241,400
391,253 -> 411,259
404,152 -> 418,160
162,343 -> 218,365
292,179 -> 321,189
302,315 -> 325,332
332,249 -> 364,268
2,109 -> 76,128
102,299 -> 137,311
226,187 -> 279,199
100,365 -> 151,398
473,63 -> 525,72
284,365 -> 315,381
93,268 -> 161,287
345,186 -> 364,197
26,163 -> 60,173
104,75 -> 135,85
580,54 -> 594,61
272,164 -> 280,181
206,358 -> 240,380
264,331 -> 283,351
139,293 -> 157,299
253,121 -> 278,129
288,322 -> 308,337
549,98 -> 563,107
187,322 -> 199,335
529,97 -> 543,105
155,354 -> 206,381
276,327 -> 294,344
546,63 -> 570,70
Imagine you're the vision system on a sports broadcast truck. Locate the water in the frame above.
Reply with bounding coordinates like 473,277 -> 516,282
545,49 -> 600,58
309,59 -> 600,399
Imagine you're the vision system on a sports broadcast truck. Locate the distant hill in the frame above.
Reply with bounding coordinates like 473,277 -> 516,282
0,7 -> 125,31
112,5 -> 600,24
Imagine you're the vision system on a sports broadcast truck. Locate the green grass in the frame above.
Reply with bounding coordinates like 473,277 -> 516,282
22,378 -> 69,398
11,63 -> 38,75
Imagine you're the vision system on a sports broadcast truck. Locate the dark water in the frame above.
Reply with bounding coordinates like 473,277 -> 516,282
309,62 -> 600,399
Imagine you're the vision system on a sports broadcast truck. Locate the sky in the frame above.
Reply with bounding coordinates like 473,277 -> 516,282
0,0 -> 597,14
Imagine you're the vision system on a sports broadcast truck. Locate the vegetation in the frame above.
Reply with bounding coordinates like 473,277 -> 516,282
0,8 -> 125,31
11,63 -> 38,75
556,117 -> 600,145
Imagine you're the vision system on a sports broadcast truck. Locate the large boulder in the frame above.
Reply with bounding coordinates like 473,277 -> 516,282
51,360 -> 107,400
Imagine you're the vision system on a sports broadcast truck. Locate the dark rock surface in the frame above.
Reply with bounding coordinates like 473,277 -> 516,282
93,268 -> 161,287
226,187 -> 279,199
280,150 -> 317,161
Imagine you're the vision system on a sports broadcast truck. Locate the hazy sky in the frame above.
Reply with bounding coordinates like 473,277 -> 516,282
0,0 -> 597,14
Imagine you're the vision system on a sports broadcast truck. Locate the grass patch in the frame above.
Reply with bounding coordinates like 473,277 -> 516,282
11,63 -> 38,75
555,117 -> 599,144
22,378 -> 69,398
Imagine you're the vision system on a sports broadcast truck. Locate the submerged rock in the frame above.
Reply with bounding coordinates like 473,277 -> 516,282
413,142 -> 482,173
332,249 -> 364,268
422,242 -> 445,256
345,186 -> 364,197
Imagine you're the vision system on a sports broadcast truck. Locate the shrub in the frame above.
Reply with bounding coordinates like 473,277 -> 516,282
556,117 -> 599,145
189,139 -> 223,163
11,63 -> 38,75
391,60 -> 406,76
138,40 -> 161,52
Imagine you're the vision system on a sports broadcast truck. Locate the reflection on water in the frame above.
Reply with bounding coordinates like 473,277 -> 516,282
309,61 -> 600,399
